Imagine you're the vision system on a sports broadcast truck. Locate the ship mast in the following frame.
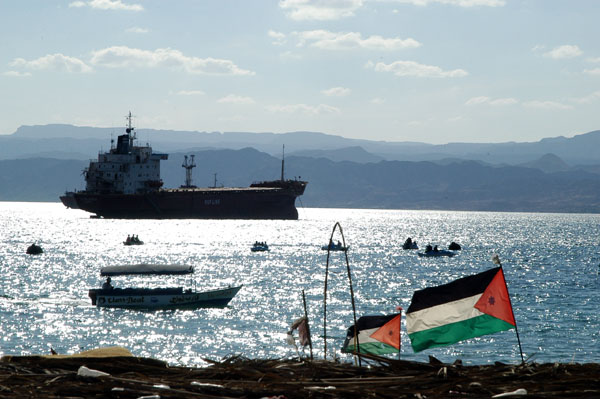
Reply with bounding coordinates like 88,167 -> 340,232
182,155 -> 196,188
125,111 -> 136,149
280,144 -> 285,182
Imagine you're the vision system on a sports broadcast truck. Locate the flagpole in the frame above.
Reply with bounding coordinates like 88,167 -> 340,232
302,290 -> 314,361
493,255 -> 525,364
397,307 -> 402,360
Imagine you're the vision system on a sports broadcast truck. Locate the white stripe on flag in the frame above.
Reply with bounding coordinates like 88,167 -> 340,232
352,327 -> 380,344
406,293 -> 484,334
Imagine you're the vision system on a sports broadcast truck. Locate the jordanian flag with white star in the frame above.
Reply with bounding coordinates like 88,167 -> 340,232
341,313 -> 401,355
406,267 -> 516,352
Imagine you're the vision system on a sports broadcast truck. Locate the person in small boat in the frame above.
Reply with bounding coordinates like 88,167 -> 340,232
449,241 -> 461,250
126,235 -> 131,244
433,245 -> 439,252
425,244 -> 433,252
337,240 -> 342,247
102,277 -> 113,290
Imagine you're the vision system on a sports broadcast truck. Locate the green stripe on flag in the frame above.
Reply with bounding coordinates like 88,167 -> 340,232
408,314 -> 515,352
343,341 -> 399,355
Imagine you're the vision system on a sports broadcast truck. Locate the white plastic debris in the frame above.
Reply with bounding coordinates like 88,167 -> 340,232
492,388 -> 528,397
111,387 -> 125,392
304,386 -> 336,391
152,384 -> 170,389
190,381 -> 224,388
77,365 -> 110,378
286,332 -> 295,346
136,395 -> 161,399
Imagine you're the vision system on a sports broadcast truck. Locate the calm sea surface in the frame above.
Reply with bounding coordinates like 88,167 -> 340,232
1,202 -> 599,366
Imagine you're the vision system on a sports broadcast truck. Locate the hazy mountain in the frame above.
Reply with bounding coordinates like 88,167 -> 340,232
519,153 -> 570,173
2,148 -> 600,213
6,124 -> 600,166
289,146 -> 384,163
0,158 -> 86,201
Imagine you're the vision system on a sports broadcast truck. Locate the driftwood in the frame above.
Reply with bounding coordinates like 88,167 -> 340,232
0,353 -> 599,398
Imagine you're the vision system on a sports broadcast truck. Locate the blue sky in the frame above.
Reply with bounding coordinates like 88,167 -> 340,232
1,0 -> 599,143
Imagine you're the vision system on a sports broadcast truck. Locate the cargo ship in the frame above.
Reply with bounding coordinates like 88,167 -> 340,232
60,113 -> 307,219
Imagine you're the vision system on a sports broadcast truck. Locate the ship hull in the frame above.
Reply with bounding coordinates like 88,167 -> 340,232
63,187 -> 302,219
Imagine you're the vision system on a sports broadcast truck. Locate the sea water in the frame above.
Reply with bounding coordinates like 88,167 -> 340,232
0,202 -> 598,366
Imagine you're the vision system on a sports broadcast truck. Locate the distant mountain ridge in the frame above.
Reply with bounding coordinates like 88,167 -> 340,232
6,124 -> 600,166
2,148 -> 600,214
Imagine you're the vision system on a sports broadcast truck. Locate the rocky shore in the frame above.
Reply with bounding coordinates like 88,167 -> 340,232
0,349 -> 598,398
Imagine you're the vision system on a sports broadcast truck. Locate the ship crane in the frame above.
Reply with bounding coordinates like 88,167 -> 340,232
181,155 -> 196,188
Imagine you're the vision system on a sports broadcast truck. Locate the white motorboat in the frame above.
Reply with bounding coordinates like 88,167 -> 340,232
88,264 -> 242,309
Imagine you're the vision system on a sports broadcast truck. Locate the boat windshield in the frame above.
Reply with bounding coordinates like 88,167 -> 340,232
100,263 -> 194,276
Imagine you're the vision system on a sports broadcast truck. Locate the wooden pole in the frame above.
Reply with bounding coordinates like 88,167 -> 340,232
323,222 -> 360,366
302,290 -> 313,360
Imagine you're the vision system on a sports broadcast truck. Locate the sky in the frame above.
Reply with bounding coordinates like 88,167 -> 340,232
1,0 -> 599,144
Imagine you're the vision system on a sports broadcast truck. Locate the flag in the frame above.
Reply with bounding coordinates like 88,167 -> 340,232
406,266 -> 516,352
288,317 -> 310,347
341,313 -> 401,355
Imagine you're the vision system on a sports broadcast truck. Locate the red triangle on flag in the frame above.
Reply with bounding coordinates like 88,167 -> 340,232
369,315 -> 401,350
474,268 -> 516,326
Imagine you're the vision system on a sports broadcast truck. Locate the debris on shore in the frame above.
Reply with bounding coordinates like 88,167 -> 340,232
1,350 -> 599,398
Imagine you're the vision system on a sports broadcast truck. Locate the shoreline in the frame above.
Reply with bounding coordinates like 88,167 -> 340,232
1,350 -> 599,398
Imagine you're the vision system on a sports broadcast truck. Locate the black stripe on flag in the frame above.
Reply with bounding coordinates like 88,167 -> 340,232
406,267 -> 500,314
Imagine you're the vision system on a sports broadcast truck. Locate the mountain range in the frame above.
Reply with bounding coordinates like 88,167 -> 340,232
1,124 -> 600,213
6,124 -> 600,166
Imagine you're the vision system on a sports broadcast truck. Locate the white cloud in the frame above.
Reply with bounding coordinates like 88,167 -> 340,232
217,94 -> 256,104
279,51 -> 302,60
268,30 -> 286,45
368,60 -> 468,78
465,96 -> 490,105
90,46 -> 255,75
279,0 -> 364,21
126,27 -> 149,34
279,0 -> 501,21
531,44 -> 545,53
522,100 -> 573,110
489,98 -> 518,106
570,91 -> 600,104
322,87 -> 351,96
175,90 -> 205,96
266,103 -> 341,115
3,70 -> 32,77
466,96 -> 517,106
587,57 -> 600,63
69,0 -> 143,11
370,97 -> 385,104
584,68 -> 600,76
543,45 -> 583,60
392,0 -> 505,6
10,53 -> 92,73
296,30 -> 420,50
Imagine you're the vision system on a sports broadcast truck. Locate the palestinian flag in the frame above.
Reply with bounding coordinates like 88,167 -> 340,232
341,313 -> 401,355
406,267 -> 516,352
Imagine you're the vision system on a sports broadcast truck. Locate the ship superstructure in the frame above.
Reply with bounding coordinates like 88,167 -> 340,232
84,112 -> 168,195
60,112 -> 307,219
